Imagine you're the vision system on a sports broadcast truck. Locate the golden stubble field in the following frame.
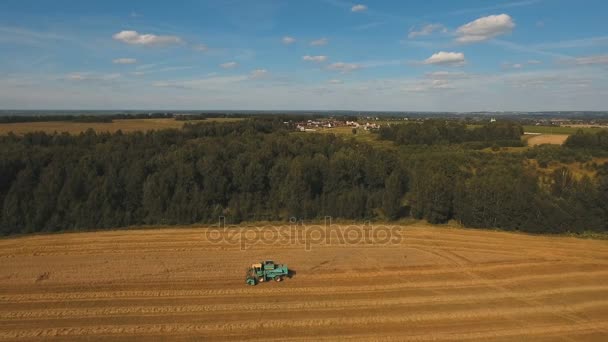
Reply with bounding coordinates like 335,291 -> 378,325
0,119 -> 185,135
1,223 -> 608,341
526,134 -> 570,146
0,118 -> 244,135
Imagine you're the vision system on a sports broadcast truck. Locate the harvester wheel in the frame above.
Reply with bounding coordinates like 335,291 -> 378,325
275,276 -> 282,282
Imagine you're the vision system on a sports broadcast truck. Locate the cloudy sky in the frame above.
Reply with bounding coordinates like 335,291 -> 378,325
0,0 -> 607,111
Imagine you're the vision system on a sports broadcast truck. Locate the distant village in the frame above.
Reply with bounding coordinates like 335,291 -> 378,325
289,115 -> 608,133
529,118 -> 608,128
296,117 -> 384,132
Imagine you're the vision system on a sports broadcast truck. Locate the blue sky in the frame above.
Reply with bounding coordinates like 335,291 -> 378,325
0,0 -> 607,111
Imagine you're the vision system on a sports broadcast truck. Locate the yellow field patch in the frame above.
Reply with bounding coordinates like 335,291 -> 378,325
1,224 -> 607,340
0,118 -> 244,135
526,134 -> 570,146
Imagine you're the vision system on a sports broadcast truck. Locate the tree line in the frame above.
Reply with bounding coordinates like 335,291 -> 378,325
0,118 -> 606,236
378,120 -> 523,147
564,129 -> 608,150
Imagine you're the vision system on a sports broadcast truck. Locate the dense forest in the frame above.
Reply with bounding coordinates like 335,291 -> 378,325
564,129 -> 608,149
378,120 -> 523,147
0,118 -> 607,236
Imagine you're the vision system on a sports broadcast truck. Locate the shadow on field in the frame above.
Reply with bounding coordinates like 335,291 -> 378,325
288,269 -> 297,279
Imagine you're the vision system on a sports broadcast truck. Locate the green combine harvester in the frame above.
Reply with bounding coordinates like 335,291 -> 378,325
246,260 -> 289,286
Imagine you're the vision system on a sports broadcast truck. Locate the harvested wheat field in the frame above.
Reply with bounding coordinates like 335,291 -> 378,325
0,119 -> 186,135
0,118 -> 244,135
527,134 -> 569,146
1,224 -> 608,341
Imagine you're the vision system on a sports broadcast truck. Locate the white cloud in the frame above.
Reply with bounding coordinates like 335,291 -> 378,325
151,75 -> 248,89
310,38 -> 328,46
65,73 -> 86,81
404,79 -> 454,93
455,14 -> 515,43
151,81 -> 177,88
569,54 -> 608,65
408,24 -> 447,39
534,36 -> 608,50
425,71 -> 469,79
112,30 -> 182,46
0,26 -> 75,48
135,63 -> 156,71
502,60 -> 543,69
328,79 -> 343,84
302,55 -> 328,63
112,58 -> 137,64
129,65 -> 192,76
282,36 -> 296,44
220,61 -> 239,69
448,0 -> 539,16
490,40 -> 569,59
430,79 -> 453,89
506,73 -> 592,89
4,65 -> 608,111
358,60 -> 402,68
249,69 -> 268,79
65,72 -> 121,82
327,62 -> 362,73
502,62 -> 523,69
193,44 -> 208,52
423,51 -> 466,66
351,4 -> 368,12
156,66 -> 193,73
